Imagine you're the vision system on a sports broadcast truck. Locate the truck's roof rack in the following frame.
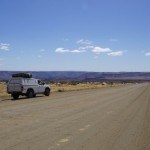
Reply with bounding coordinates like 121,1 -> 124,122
12,73 -> 32,78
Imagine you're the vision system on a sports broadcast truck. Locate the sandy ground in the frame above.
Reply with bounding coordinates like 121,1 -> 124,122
0,83 -> 150,150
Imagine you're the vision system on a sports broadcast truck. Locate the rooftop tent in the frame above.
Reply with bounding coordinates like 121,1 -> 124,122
12,73 -> 32,78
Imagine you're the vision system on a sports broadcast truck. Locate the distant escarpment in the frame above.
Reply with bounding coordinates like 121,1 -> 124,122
0,71 -> 150,82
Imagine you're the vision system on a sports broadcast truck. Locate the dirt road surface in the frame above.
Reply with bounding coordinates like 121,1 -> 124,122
0,83 -> 150,150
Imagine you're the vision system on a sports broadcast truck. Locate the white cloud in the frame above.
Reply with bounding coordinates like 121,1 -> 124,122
107,51 -> 123,56
79,45 -> 94,50
145,52 -> 150,56
77,39 -> 93,45
55,48 -> 86,53
92,46 -> 112,54
0,43 -> 10,51
55,48 -> 70,53
71,50 -> 86,53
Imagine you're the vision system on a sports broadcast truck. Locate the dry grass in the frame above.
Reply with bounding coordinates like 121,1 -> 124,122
51,82 -> 106,92
49,82 -> 129,92
0,82 -> 129,98
0,82 -> 9,98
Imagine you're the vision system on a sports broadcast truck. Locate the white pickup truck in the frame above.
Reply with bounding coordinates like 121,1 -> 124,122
7,73 -> 51,99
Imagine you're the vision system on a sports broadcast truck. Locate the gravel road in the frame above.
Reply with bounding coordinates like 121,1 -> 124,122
0,83 -> 150,150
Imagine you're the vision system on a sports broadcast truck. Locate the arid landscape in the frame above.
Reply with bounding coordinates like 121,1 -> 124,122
0,81 -> 126,99
1,0 -> 150,150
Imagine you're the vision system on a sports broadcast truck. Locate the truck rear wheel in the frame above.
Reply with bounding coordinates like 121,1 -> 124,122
27,89 -> 34,98
12,94 -> 19,100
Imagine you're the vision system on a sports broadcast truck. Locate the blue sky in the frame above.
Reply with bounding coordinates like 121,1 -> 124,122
0,0 -> 150,71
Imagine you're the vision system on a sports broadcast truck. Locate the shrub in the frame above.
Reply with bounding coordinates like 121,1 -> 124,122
57,88 -> 65,92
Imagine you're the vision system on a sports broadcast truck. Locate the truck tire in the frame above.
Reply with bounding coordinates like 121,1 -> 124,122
44,88 -> 50,96
12,94 -> 19,100
27,89 -> 34,98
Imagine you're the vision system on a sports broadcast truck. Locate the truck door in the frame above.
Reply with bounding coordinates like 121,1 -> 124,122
38,80 -> 45,93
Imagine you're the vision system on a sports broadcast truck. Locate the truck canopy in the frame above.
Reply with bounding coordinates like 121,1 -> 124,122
12,73 -> 32,78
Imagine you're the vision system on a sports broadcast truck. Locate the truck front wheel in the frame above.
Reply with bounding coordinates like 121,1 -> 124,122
45,88 -> 50,96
